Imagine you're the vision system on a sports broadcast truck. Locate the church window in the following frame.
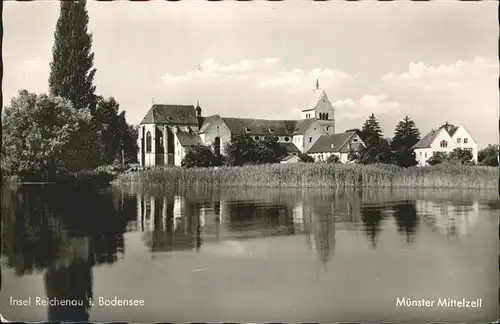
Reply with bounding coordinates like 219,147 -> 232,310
146,131 -> 152,153
214,137 -> 221,155
157,130 -> 164,153
284,137 -> 290,142
325,113 -> 329,120
463,138 -> 468,144
309,137 -> 312,143
440,140 -> 448,148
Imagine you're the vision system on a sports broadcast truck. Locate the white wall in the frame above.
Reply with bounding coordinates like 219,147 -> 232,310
415,129 -> 457,166
451,126 -> 478,162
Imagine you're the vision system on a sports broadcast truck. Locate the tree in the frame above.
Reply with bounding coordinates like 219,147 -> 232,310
49,0 -> 97,113
347,149 -> 360,163
326,155 -> 340,164
224,135 -> 287,166
478,144 -> 499,166
357,114 -> 393,164
181,146 -> 218,168
2,90 -> 94,181
426,152 -> 448,166
448,148 -> 473,165
48,0 -> 104,167
361,113 -> 383,139
391,116 -> 421,167
94,97 -> 120,164
298,153 -> 314,163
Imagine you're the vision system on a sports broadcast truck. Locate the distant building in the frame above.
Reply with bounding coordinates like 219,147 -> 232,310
307,131 -> 365,163
412,122 -> 478,166
137,81 -> 364,167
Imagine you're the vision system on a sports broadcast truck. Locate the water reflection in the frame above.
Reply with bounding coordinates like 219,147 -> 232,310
393,201 -> 418,244
1,184 -> 135,322
1,185 -> 497,322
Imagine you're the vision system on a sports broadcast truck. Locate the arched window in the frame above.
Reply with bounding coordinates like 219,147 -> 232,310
157,130 -> 164,153
325,113 -> 329,120
214,137 -> 221,155
440,140 -> 448,148
146,131 -> 152,153
254,136 -> 260,141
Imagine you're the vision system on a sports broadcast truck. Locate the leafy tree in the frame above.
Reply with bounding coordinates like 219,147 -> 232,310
347,149 -> 360,162
2,90 -> 94,181
94,97 -> 120,164
224,135 -> 287,166
478,144 -> 499,166
326,154 -> 340,164
298,153 -> 314,163
391,116 -> 421,167
448,148 -> 474,165
49,0 -> 97,113
48,0 -> 104,166
426,152 -> 448,166
181,146 -> 218,168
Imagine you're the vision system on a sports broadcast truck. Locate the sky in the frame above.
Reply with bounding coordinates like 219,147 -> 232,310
3,1 -> 499,148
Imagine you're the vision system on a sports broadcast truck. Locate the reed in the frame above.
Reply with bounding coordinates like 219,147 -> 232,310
113,163 -> 498,190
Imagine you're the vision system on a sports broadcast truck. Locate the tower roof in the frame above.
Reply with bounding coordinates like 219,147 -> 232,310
303,88 -> 328,112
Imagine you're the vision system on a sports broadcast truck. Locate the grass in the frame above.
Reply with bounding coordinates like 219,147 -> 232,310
113,162 -> 498,190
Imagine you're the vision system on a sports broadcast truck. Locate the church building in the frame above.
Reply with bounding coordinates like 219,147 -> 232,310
137,81 -> 363,167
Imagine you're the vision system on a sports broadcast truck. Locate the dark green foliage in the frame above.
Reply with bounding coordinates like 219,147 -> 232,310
391,116 -> 421,167
298,153 -> 314,163
94,97 -> 138,164
49,0 -> 97,113
224,135 -> 287,166
426,152 -> 448,166
361,113 -> 383,139
181,146 -> 220,168
478,144 -> 499,166
357,114 -> 393,164
347,149 -> 360,162
1,90 -> 97,181
448,148 -> 474,165
326,155 -> 340,164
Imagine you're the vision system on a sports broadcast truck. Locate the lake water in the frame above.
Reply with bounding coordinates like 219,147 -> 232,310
1,184 -> 498,323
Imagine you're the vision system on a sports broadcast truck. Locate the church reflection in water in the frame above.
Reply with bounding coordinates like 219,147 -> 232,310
132,193 -> 343,265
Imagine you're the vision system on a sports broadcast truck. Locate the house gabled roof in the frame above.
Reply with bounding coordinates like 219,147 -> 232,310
439,123 -> 459,137
198,114 -> 222,133
175,131 -> 204,147
220,117 -> 298,136
293,119 -> 316,135
411,128 -> 443,149
307,131 -> 357,154
140,104 -> 198,125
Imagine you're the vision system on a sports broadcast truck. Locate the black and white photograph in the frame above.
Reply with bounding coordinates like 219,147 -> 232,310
1,1 -> 499,323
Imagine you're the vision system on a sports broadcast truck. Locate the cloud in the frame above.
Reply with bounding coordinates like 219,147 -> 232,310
382,56 -> 498,90
160,57 -> 281,85
160,57 -> 349,92
333,94 -> 422,120
258,68 -> 349,91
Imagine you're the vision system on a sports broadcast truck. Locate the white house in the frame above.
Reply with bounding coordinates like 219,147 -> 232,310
307,131 -> 365,163
412,123 -> 478,166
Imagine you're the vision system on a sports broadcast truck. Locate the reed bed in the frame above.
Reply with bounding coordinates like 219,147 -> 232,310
113,163 -> 498,190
